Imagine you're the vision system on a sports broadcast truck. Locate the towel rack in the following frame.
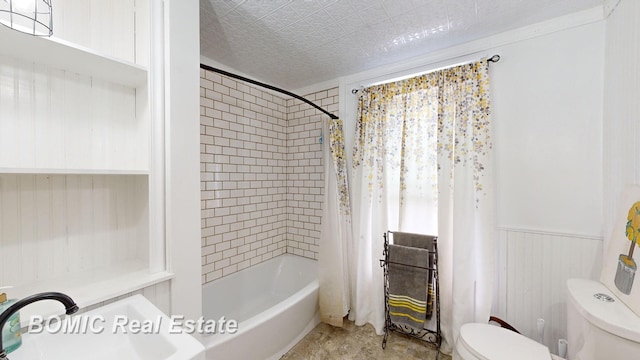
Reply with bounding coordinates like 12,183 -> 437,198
380,231 -> 441,358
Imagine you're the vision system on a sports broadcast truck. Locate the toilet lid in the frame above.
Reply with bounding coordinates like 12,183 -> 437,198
459,323 -> 551,360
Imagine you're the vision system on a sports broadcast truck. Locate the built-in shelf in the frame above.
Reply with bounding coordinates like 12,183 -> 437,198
10,262 -> 173,328
0,26 -> 147,88
0,168 -> 149,175
0,1 -> 165,323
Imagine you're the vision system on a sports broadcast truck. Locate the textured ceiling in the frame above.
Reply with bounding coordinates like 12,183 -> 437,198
200,0 -> 603,90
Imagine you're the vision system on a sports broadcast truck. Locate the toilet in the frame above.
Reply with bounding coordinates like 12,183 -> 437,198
566,278 -> 640,359
454,278 -> 640,359
454,322 -> 560,360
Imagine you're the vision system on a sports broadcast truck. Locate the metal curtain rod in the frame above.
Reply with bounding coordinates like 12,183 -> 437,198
200,63 -> 339,120
487,54 -> 501,63
351,54 -> 501,94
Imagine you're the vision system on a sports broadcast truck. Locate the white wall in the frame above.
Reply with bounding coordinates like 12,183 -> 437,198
338,8 -> 605,354
490,21 -> 605,351
165,0 -> 202,323
491,23 -> 604,237
603,0 -> 640,259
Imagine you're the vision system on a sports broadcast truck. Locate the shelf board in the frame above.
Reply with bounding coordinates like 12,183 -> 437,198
0,168 -> 149,175
9,262 -> 174,328
0,27 -> 147,88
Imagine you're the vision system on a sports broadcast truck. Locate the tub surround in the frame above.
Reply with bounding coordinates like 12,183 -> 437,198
200,69 -> 289,284
199,67 -> 338,283
285,90 -> 337,260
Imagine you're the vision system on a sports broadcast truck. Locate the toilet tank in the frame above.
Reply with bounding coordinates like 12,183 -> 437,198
566,279 -> 640,360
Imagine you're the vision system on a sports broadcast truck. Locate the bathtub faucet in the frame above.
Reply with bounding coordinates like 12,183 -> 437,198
0,292 -> 79,359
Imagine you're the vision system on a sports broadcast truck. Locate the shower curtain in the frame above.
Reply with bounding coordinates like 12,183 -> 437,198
318,117 -> 353,327
349,59 -> 495,354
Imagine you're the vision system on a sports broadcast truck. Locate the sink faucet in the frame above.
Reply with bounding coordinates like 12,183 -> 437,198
0,292 -> 79,359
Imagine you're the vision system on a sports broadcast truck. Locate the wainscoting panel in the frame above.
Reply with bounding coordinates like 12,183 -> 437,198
494,228 -> 602,354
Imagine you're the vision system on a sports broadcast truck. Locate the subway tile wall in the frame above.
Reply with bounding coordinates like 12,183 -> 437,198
200,70 -> 288,284
285,89 -> 338,258
200,68 -> 338,284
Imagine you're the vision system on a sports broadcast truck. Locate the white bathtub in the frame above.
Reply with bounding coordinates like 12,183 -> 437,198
201,254 -> 319,360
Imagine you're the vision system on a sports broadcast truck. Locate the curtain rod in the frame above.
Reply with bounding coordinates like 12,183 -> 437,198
487,54 -> 501,63
200,63 -> 339,120
351,54 -> 501,94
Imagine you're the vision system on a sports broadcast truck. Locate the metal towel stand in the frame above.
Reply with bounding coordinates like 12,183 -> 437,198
380,231 -> 441,359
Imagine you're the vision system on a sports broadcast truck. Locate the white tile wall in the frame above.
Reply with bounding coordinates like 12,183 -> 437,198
199,68 -> 338,283
200,69 -> 289,284
285,88 -> 339,258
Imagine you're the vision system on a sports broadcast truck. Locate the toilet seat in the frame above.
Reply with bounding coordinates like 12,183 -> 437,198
457,323 -> 552,360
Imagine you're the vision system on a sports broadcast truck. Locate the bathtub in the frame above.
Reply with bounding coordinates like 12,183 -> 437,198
201,254 -> 319,360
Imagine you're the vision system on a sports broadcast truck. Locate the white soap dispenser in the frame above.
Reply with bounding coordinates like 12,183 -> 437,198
0,287 -> 22,354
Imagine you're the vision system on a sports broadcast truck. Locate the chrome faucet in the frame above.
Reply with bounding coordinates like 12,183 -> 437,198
0,292 -> 79,359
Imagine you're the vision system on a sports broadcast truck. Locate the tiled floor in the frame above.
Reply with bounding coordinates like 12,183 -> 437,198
281,319 -> 452,360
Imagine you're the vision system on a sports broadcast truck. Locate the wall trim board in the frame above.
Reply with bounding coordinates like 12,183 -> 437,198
605,0 -> 623,17
496,227 -> 604,242
165,0 -> 202,323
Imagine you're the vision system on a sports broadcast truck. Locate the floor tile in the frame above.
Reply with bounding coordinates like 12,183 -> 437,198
281,319 -> 452,360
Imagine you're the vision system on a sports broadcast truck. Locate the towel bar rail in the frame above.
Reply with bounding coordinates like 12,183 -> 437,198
378,259 -> 434,270
380,231 -> 441,359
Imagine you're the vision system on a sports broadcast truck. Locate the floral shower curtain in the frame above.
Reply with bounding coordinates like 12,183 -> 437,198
349,59 -> 494,354
318,117 -> 353,327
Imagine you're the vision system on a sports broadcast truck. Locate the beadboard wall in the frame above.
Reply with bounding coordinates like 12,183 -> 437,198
493,228 -> 602,353
51,0 -> 149,67
199,66 -> 338,283
0,174 -> 149,287
0,57 -> 146,172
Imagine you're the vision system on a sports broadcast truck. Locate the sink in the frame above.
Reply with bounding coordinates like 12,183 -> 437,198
7,295 -> 205,360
